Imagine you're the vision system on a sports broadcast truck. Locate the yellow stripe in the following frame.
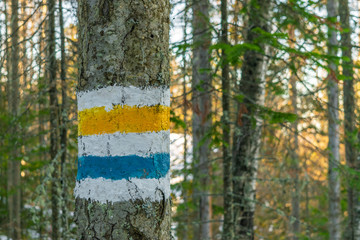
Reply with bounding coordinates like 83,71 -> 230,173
78,105 -> 170,136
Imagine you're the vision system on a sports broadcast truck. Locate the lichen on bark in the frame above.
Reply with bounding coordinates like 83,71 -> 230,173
78,0 -> 170,91
75,198 -> 171,239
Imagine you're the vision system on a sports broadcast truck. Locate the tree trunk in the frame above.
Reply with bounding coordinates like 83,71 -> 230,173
326,1 -> 341,240
47,0 -> 60,238
75,0 -> 171,238
8,0 -> 21,238
221,0 -> 233,239
59,0 -> 69,236
232,0 -> 272,239
192,0 -> 212,239
182,1 -> 190,239
339,0 -> 360,239
288,25 -> 300,240
21,0 -> 27,88
38,7 -> 46,163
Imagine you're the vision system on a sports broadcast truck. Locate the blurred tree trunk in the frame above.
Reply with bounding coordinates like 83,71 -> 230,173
221,0 -> 233,239
192,0 -> 212,239
59,0 -> 69,236
47,0 -> 60,238
38,6 -> 46,163
21,0 -> 27,88
75,0 -> 171,238
0,3 -> 3,106
37,16 -> 45,238
326,1 -> 341,240
182,1 -> 190,239
8,0 -> 21,238
339,0 -> 360,239
232,0 -> 272,239
288,25 -> 301,240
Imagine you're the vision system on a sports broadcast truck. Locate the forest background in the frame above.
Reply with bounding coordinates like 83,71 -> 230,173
0,0 -> 360,239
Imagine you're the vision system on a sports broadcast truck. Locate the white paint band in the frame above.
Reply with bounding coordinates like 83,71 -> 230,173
74,173 -> 171,203
77,85 -> 170,111
78,130 -> 170,157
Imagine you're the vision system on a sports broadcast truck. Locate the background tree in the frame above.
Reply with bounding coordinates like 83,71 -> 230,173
8,0 -> 21,238
339,0 -> 360,239
232,0 -> 272,238
192,0 -> 212,239
221,0 -> 233,239
326,0 -> 341,239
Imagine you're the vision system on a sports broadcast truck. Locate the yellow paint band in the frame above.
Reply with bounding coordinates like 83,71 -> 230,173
78,105 -> 170,136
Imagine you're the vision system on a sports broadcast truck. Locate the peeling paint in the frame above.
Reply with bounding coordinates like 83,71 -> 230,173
78,130 -> 170,157
77,153 -> 170,180
78,104 -> 170,136
77,85 -> 170,111
74,172 -> 170,203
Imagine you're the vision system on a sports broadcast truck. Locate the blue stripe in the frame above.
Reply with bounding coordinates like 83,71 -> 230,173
77,153 -> 170,180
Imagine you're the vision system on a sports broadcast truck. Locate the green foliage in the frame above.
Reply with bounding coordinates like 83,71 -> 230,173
170,110 -> 186,129
260,107 -> 298,124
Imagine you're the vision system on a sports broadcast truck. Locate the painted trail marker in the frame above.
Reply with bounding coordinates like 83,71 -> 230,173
75,85 -> 170,203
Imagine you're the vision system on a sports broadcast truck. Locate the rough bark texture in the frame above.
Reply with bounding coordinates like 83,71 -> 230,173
339,0 -> 360,239
8,0 -> 21,238
326,1 -> 341,240
221,0 -> 233,239
192,0 -> 212,239
232,0 -> 272,239
78,0 -> 170,91
48,0 -> 60,239
288,25 -> 300,240
75,0 -> 171,239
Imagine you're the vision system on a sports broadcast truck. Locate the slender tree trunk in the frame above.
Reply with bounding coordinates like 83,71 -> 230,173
339,0 -> 360,239
59,0 -> 69,236
4,2 -> 13,236
192,0 -> 212,239
38,7 -> 46,162
0,3 -> 3,107
221,0 -> 233,239
8,0 -> 21,238
47,0 -> 60,238
232,0 -> 272,239
288,25 -> 300,240
75,0 -> 171,238
326,1 -> 341,240
21,0 -> 27,88
37,34 -> 46,240
182,1 -> 189,239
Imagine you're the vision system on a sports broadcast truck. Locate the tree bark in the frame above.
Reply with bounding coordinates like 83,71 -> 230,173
192,0 -> 212,239
339,0 -> 360,239
232,0 -> 272,239
288,25 -> 300,240
75,0 -> 171,239
47,0 -> 60,238
8,0 -> 21,238
221,0 -> 233,239
326,1 -> 341,240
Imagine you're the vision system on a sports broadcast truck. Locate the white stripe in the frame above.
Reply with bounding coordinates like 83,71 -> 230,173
74,173 -> 171,203
78,130 -> 170,157
77,85 -> 170,111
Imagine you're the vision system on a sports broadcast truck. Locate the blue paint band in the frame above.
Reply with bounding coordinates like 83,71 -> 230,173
77,153 -> 170,180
